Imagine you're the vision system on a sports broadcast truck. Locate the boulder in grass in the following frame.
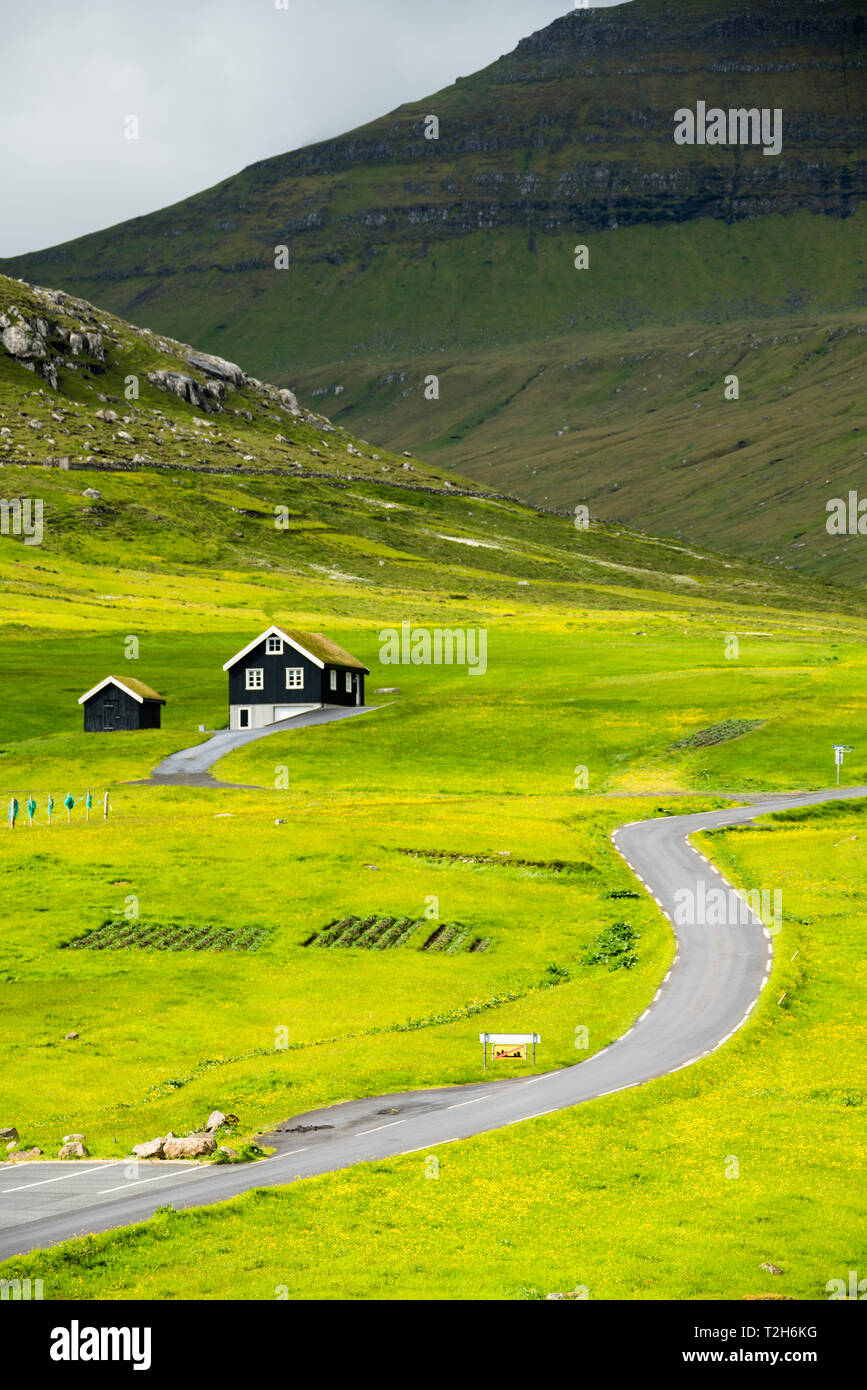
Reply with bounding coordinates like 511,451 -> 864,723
218,1146 -> 239,1162
0,1127 -> 19,1146
62,1133 -> 85,1144
8,1148 -> 43,1162
205,1111 -> 228,1133
59,1142 -> 89,1160
64,1032 -> 79,1041
163,1135 -> 216,1160
132,1138 -> 166,1161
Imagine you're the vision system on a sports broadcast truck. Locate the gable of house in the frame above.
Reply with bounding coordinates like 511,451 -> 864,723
227,634 -> 323,704
223,625 -> 369,675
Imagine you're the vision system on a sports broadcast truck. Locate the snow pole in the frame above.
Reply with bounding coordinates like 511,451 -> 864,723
64,793 -> 74,824
26,795 -> 36,826
103,790 -> 109,820
85,790 -> 93,822
47,795 -> 54,825
9,797 -> 18,829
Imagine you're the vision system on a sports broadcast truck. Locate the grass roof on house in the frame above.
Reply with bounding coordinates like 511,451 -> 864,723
277,628 -> 369,671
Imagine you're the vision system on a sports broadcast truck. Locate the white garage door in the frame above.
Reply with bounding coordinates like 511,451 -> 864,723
273,704 -> 318,723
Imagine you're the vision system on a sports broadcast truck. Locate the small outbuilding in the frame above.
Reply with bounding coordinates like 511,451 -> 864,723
78,675 -> 166,732
223,624 -> 369,730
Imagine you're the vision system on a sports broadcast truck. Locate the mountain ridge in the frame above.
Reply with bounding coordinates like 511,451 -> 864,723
2,0 -> 864,582
5,0 -> 863,315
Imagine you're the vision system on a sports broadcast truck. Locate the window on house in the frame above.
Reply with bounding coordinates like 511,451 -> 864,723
345,672 -> 353,693
266,636 -> 284,654
329,670 -> 337,692
246,668 -> 264,691
285,668 -> 304,690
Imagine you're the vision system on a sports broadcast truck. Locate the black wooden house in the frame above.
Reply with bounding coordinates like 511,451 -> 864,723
78,676 -> 166,732
222,625 -> 369,730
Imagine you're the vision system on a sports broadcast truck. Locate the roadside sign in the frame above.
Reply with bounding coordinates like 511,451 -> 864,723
832,745 -> 853,784
480,1032 -> 540,1069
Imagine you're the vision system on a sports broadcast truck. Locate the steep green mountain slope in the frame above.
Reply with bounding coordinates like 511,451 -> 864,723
303,313 -> 867,585
0,274 -> 863,623
1,0 -> 864,579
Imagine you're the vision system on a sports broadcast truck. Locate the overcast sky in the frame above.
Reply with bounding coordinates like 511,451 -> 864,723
0,0 -> 630,258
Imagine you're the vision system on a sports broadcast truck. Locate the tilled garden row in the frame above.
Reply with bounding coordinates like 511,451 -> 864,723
61,920 -> 271,953
304,914 -> 491,953
396,848 -> 596,874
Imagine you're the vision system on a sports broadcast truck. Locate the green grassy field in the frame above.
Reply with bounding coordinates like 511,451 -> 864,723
0,782 -> 680,1154
2,803 -> 863,1301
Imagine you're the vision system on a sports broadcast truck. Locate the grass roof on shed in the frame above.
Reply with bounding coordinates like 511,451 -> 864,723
108,675 -> 166,702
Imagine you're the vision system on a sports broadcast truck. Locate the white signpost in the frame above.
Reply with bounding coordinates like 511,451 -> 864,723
832,745 -> 853,786
479,1032 -> 540,1070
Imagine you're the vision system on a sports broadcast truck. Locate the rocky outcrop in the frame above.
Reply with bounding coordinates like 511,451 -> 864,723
0,277 -> 321,429
144,365 -> 312,421
146,369 -> 227,411
186,350 -> 245,387
0,313 -> 56,388
0,295 -> 106,392
1,321 -> 47,360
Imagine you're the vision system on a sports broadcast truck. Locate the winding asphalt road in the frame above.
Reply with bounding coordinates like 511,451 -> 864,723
2,784 -> 863,1262
145,704 -> 380,786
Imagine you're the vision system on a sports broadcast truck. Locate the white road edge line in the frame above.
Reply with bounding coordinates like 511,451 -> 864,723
97,1167 -> 208,1195
2,1164 -> 124,1193
355,1120 -> 406,1135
